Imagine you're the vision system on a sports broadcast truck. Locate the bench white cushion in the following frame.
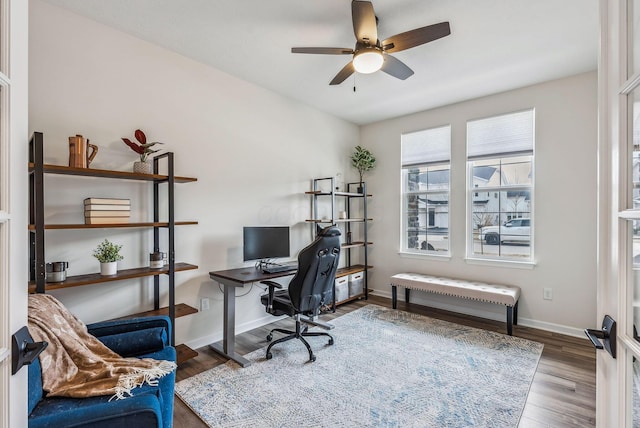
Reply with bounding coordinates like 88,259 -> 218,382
390,273 -> 520,307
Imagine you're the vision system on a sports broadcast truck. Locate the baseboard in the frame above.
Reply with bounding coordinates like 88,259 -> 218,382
370,289 -> 587,339
185,313 -> 287,351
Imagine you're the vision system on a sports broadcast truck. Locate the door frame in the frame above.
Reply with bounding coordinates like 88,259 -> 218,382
597,0 -> 640,426
2,1 -> 29,427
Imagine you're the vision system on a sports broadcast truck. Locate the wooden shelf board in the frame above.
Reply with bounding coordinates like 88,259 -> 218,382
305,218 -> 372,223
335,293 -> 365,306
29,221 -> 198,230
29,162 -> 197,183
114,303 -> 199,320
335,191 -> 372,197
176,344 -> 199,365
29,262 -> 198,292
341,241 -> 373,249
335,264 -> 372,278
304,191 -> 371,197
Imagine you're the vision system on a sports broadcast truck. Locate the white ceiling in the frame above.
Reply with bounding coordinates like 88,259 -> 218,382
41,0 -> 599,125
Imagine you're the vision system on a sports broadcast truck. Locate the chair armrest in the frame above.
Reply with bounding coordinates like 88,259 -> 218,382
261,281 -> 283,313
87,316 -> 171,357
87,316 -> 171,340
260,280 -> 283,289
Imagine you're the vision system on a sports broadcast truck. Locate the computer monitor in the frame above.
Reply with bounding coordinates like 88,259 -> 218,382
243,226 -> 290,262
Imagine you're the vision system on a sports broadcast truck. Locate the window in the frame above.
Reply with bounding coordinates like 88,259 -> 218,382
467,110 -> 534,261
401,125 -> 450,254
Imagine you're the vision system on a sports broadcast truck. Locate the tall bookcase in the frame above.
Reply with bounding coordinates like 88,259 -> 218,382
28,132 -> 199,364
305,177 -> 371,306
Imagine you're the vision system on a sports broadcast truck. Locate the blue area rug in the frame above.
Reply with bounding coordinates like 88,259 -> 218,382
176,304 -> 543,427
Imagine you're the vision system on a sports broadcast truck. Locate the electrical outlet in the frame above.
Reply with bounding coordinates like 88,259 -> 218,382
543,288 -> 553,300
200,297 -> 210,311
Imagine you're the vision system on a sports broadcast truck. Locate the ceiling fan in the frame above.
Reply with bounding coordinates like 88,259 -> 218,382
291,0 -> 451,85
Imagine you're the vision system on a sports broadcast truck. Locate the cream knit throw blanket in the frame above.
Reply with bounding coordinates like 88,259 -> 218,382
28,294 -> 176,400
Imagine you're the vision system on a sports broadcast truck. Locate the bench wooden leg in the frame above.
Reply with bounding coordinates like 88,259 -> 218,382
392,285 -> 397,309
513,301 -> 519,325
405,288 -> 410,304
506,305 -> 514,336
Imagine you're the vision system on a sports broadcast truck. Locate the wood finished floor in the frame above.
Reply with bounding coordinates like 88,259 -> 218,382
174,295 -> 596,427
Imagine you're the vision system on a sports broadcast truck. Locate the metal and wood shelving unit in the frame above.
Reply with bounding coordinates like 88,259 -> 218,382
305,177 -> 372,306
28,132 -> 199,364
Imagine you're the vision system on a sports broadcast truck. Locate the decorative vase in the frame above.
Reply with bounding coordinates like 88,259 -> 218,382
133,161 -> 152,174
100,261 -> 117,276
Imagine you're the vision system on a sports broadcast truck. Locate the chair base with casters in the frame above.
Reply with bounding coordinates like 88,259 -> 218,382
265,313 -> 334,362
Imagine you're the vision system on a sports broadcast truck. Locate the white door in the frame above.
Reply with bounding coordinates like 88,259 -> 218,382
1,1 -> 29,427
599,1 -> 640,426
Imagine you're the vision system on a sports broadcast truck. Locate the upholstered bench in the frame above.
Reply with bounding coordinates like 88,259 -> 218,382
390,273 -> 520,335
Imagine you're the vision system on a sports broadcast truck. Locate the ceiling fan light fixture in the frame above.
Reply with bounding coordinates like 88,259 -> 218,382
353,48 -> 384,74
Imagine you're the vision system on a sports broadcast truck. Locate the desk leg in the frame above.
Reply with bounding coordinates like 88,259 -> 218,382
209,279 -> 251,367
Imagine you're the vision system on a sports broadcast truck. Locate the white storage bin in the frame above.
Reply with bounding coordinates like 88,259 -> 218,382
334,276 -> 349,303
348,272 -> 364,297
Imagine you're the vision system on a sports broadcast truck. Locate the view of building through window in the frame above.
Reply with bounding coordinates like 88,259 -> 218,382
467,110 -> 534,261
399,111 -> 533,261
401,125 -> 450,254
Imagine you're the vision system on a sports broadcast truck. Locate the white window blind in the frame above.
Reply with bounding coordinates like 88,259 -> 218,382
401,125 -> 451,167
467,109 -> 534,160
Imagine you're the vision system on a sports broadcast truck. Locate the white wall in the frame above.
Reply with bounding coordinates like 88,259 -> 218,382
361,71 -> 598,336
28,0 -> 359,348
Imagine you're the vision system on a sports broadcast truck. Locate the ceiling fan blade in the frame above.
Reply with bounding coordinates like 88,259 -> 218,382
292,47 -> 354,55
330,61 -> 355,85
382,22 -> 451,53
352,1 -> 378,45
380,54 -> 414,80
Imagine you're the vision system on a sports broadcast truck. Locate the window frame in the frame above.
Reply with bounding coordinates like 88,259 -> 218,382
400,125 -> 451,257
465,109 -> 535,264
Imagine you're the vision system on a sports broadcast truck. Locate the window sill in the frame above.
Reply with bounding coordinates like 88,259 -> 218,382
464,257 -> 536,269
398,251 -> 451,262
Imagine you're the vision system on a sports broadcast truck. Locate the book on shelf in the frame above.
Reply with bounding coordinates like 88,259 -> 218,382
84,204 -> 131,211
84,210 -> 131,218
84,216 -> 130,225
84,198 -> 130,205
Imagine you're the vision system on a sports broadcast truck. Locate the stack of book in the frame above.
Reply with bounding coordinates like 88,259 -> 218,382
84,198 -> 130,224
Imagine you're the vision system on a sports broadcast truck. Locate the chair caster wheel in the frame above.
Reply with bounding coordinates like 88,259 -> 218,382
266,352 -> 272,360
266,334 -> 272,341
328,338 -> 334,345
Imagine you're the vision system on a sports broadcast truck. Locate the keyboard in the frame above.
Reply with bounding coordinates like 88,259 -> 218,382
263,265 -> 297,274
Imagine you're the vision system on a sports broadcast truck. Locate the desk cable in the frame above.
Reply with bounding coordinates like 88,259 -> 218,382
217,282 -> 255,298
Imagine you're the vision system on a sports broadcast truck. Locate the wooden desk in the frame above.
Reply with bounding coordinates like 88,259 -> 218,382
208,266 -> 296,367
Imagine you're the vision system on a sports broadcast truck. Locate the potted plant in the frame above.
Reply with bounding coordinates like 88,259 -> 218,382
122,129 -> 163,174
93,239 -> 124,275
350,145 -> 376,193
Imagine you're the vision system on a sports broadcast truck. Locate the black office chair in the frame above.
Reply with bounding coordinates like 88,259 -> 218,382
260,226 -> 341,362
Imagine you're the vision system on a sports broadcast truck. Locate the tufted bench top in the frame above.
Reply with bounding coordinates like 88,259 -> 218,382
390,273 -> 520,307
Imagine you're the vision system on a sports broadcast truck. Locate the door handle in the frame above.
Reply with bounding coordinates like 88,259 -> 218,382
584,315 -> 616,359
11,326 -> 47,375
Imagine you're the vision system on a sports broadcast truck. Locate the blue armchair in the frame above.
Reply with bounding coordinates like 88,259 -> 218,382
27,316 -> 176,428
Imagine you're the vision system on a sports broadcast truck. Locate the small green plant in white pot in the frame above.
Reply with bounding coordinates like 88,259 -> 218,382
93,239 -> 123,276
350,145 -> 376,193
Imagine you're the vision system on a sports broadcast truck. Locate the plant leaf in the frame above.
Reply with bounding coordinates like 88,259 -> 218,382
140,142 -> 163,149
134,129 -> 147,144
122,137 -> 144,155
